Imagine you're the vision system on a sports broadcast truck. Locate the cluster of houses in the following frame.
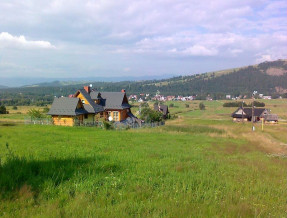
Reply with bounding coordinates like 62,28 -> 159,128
48,85 -> 141,126
226,94 -> 279,100
128,94 -> 195,102
152,95 -> 195,101
47,85 -> 170,126
46,85 -> 278,126
128,93 -> 150,103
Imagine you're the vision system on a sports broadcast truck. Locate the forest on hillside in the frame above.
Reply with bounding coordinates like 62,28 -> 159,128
0,60 -> 286,106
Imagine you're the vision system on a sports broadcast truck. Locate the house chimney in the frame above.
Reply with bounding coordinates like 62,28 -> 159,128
84,86 -> 90,94
121,89 -> 126,93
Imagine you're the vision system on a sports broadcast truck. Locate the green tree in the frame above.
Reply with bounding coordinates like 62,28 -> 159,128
42,107 -> 50,113
140,107 -> 163,122
199,102 -> 205,110
0,105 -> 7,114
28,109 -> 44,118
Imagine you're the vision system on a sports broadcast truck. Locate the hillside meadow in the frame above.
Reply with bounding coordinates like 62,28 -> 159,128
0,100 -> 286,217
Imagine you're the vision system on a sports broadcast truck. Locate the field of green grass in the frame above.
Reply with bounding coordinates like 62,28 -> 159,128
0,100 -> 286,217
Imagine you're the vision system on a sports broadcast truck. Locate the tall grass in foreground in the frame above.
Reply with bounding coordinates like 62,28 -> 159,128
163,125 -> 224,134
0,124 -> 286,217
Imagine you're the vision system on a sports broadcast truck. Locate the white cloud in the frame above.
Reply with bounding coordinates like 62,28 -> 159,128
0,0 -> 286,77
182,45 -> 218,56
255,55 -> 272,63
0,32 -> 55,49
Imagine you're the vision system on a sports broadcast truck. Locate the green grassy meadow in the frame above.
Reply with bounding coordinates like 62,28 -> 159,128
0,100 -> 287,217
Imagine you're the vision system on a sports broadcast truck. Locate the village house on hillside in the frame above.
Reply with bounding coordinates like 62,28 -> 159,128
48,85 -> 138,126
231,107 -> 278,123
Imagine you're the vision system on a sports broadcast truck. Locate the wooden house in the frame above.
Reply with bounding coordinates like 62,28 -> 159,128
231,107 -> 269,122
48,86 -> 135,126
47,97 -> 95,126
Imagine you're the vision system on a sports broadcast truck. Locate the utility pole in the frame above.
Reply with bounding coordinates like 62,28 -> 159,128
252,91 -> 257,131
241,101 -> 244,123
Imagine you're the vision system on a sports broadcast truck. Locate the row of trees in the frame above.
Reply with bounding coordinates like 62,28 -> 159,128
223,101 -> 265,107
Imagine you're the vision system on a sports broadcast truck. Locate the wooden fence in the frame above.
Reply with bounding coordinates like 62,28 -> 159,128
24,117 -> 165,130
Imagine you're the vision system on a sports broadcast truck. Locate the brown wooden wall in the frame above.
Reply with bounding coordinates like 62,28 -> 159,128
52,116 -> 75,126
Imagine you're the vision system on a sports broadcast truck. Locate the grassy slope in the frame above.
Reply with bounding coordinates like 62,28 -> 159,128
0,100 -> 287,217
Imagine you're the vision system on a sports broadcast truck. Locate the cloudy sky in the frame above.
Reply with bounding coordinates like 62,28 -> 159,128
0,0 -> 286,79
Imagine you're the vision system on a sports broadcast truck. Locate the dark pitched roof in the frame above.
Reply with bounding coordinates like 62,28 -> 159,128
243,108 -> 267,117
154,104 -> 169,115
47,97 -> 88,116
231,107 -> 268,118
77,89 -> 104,113
98,92 -> 131,110
90,91 -> 100,100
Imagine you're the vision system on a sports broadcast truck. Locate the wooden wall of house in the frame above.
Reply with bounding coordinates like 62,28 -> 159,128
52,116 -> 74,126
120,109 -> 128,121
233,118 -> 248,122
83,114 -> 94,122
104,110 -> 128,121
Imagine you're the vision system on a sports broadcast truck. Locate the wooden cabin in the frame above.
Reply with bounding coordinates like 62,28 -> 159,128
75,87 -> 132,122
231,107 -> 269,122
48,86 -> 136,126
47,97 -> 93,126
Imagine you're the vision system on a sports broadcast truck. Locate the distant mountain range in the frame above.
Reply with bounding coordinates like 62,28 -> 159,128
0,75 -> 175,88
0,85 -> 8,89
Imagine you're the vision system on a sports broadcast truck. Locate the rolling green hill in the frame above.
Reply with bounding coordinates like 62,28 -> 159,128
0,59 -> 286,106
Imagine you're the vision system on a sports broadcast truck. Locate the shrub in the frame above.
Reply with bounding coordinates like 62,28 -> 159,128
27,109 -> 44,118
185,104 -> 189,108
199,102 -> 205,110
42,107 -> 50,113
223,102 -> 247,107
12,106 -> 18,110
140,107 -> 163,122
103,121 -> 113,130
169,103 -> 174,108
253,101 -> 265,107
223,101 -> 265,107
0,105 -> 7,114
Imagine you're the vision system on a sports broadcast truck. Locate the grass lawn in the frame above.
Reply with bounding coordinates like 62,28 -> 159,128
0,106 -> 47,123
0,100 -> 286,217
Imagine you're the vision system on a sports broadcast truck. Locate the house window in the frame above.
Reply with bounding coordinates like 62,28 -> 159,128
113,111 -> 119,121
84,114 -> 88,119
82,99 -> 85,104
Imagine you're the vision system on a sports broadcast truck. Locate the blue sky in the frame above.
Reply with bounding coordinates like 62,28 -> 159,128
0,0 -> 286,78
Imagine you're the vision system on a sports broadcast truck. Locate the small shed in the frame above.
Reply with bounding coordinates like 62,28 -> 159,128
264,114 -> 278,123
154,104 -> 169,119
